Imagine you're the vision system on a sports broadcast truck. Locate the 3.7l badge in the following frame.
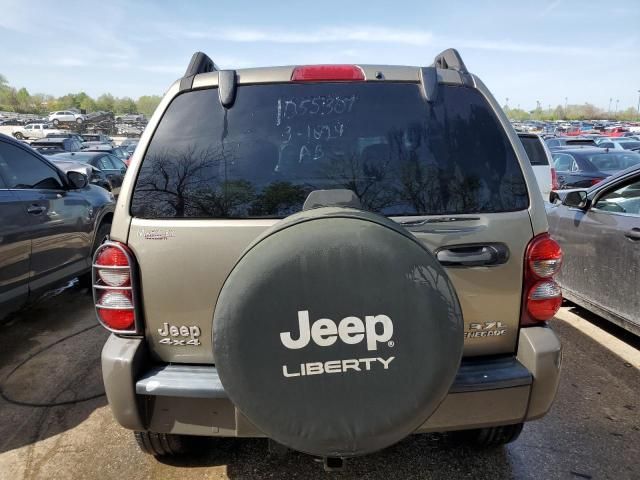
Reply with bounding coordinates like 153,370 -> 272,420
464,321 -> 507,339
157,323 -> 201,346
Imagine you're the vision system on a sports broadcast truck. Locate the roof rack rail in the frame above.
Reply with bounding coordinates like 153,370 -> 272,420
432,48 -> 468,73
180,52 -> 219,92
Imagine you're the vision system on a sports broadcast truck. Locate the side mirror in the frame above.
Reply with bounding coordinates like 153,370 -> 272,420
67,171 -> 88,189
562,190 -> 589,209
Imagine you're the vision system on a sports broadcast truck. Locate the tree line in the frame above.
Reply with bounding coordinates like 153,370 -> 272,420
504,103 -> 640,122
2,72 -> 638,122
0,73 -> 162,117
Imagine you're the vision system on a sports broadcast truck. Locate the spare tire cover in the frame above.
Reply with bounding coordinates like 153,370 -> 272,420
213,207 -> 463,457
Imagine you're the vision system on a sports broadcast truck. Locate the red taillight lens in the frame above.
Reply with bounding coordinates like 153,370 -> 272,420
589,178 -> 603,186
291,65 -> 365,82
96,246 -> 128,266
521,234 -> 563,325
93,242 -> 138,333
551,168 -> 559,190
97,308 -> 135,330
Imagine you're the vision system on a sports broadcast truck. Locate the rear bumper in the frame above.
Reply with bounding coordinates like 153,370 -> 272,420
102,326 -> 561,436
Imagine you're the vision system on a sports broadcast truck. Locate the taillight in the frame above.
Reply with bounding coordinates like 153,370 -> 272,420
291,65 -> 365,82
521,234 -> 563,325
93,242 -> 139,333
589,178 -> 603,186
551,168 -> 559,190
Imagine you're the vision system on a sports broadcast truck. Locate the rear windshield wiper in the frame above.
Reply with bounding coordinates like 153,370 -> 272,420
397,217 -> 481,227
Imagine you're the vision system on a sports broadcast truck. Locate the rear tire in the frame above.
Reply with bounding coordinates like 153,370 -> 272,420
134,431 -> 189,457
448,423 -> 524,448
53,119 -> 59,125
13,132 -> 24,140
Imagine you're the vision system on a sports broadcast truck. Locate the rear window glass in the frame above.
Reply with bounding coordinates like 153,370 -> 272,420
567,139 -> 596,145
519,136 -> 549,165
131,83 -> 528,218
583,152 -> 640,171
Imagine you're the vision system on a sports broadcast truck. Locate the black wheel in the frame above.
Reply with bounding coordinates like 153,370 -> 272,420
448,423 -> 524,448
134,431 -> 189,457
76,118 -> 83,124
78,221 -> 111,287
13,132 -> 24,140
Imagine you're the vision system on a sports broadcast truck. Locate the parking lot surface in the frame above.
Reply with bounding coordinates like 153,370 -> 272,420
0,284 -> 638,480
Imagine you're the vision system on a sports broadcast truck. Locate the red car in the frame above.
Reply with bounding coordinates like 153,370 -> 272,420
605,127 -> 628,137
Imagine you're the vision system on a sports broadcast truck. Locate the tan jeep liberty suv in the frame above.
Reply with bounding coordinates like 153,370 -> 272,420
93,49 -> 563,469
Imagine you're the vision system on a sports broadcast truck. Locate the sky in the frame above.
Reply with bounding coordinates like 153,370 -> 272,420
0,0 -> 639,112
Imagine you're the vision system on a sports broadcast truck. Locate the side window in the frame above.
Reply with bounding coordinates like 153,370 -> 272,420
96,155 -> 116,170
109,155 -> 127,171
593,178 -> 640,216
0,142 -> 64,190
553,153 -> 573,171
25,125 -> 32,130
570,160 -> 580,172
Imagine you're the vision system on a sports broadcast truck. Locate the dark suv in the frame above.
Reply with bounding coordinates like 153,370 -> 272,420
94,50 -> 562,469
0,133 -> 115,318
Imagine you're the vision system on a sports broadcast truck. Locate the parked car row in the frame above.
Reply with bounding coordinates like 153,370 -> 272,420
2,109 -> 147,137
513,119 -> 640,137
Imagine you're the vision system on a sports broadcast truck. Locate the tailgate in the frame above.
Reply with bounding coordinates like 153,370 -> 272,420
129,210 -> 532,363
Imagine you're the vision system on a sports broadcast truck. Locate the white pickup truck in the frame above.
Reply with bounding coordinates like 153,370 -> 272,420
12,123 -> 63,140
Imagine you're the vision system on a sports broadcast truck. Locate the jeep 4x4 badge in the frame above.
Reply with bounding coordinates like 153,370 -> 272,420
157,323 -> 202,346
279,311 -> 395,378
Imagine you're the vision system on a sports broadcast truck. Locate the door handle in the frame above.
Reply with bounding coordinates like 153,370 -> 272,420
435,244 -> 509,267
26,204 -> 46,215
624,228 -> 640,241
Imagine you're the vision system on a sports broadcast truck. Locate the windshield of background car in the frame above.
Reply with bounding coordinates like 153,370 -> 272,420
519,136 -> 549,165
131,83 -> 528,218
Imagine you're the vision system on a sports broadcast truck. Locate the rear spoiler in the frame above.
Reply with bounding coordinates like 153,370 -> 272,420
178,48 -> 473,107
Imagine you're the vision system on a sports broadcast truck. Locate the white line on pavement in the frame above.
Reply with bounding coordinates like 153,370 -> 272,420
555,307 -> 640,369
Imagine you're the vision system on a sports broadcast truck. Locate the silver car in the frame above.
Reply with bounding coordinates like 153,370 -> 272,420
548,164 -> 640,335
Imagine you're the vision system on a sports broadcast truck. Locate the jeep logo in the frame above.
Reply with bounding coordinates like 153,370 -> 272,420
280,311 -> 393,351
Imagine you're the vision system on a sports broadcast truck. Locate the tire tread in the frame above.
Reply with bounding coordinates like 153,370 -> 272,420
448,423 -> 524,448
134,431 -> 188,456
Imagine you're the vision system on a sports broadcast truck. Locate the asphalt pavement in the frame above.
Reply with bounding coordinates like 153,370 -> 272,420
0,282 -> 638,480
